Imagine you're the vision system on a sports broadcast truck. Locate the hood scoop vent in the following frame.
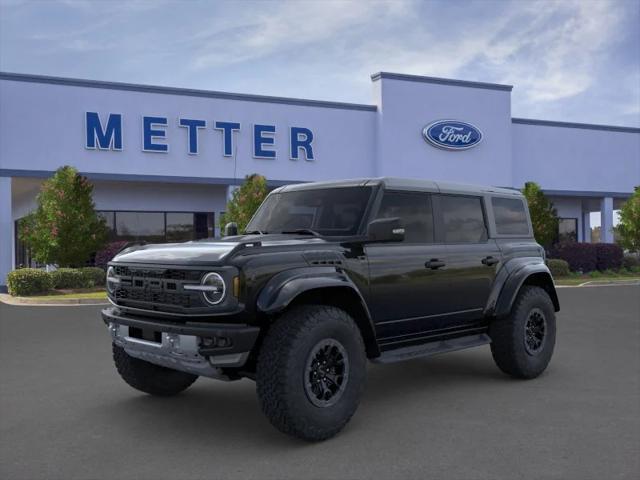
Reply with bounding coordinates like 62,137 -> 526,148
303,251 -> 343,266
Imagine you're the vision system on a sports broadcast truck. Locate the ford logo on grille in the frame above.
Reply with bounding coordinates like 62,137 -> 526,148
423,120 -> 483,150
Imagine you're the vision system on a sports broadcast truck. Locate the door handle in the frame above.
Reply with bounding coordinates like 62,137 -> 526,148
425,259 -> 446,269
482,256 -> 499,266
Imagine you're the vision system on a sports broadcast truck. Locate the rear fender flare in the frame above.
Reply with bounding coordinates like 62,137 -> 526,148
490,259 -> 560,318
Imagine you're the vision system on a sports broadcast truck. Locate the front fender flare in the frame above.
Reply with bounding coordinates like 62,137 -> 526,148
256,267 -> 379,357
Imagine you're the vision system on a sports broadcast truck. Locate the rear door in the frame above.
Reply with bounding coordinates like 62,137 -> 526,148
435,194 -> 501,324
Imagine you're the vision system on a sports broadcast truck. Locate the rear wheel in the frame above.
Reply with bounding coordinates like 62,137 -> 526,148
489,286 -> 556,379
256,304 -> 367,441
112,344 -> 198,396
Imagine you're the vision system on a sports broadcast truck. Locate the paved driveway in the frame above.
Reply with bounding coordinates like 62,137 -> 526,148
1,286 -> 638,480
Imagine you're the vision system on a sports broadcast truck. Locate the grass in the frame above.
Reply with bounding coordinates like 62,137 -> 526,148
554,270 -> 640,286
17,287 -> 107,301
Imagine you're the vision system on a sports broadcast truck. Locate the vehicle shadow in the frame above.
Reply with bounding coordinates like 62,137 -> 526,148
100,347 -> 508,448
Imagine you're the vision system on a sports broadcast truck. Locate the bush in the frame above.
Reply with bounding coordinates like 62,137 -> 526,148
594,243 -> 623,271
80,267 -> 106,287
550,242 -> 597,272
546,259 -> 570,277
49,268 -> 85,289
7,269 -> 53,296
622,254 -> 640,271
94,241 -> 129,268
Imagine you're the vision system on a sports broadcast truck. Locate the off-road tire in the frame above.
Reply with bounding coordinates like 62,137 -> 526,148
256,304 -> 367,441
490,286 -> 556,379
112,344 -> 198,396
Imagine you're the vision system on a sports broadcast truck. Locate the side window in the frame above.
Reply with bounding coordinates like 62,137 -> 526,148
492,197 -> 530,235
376,191 -> 434,243
440,195 -> 487,243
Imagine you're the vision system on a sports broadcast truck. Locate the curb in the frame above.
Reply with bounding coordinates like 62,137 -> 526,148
555,279 -> 640,288
0,293 -> 108,306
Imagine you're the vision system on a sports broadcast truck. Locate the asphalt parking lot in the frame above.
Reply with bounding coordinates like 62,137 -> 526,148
1,285 -> 638,480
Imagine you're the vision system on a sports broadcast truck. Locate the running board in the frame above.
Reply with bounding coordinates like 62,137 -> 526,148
372,333 -> 491,364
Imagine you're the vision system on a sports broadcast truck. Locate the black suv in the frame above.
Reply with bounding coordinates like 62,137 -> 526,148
102,177 -> 559,441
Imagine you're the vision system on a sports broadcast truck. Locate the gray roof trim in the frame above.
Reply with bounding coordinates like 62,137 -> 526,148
371,72 -> 513,92
512,118 -> 640,133
0,72 -> 378,112
542,189 -> 633,199
0,169 -> 298,187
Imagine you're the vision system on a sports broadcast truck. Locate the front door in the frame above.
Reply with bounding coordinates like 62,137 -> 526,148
365,191 -> 452,343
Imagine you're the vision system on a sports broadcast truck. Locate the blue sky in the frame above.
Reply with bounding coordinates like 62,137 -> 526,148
1,0 -> 638,127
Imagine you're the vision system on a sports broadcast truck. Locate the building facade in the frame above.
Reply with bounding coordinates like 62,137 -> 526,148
1,71 -> 639,290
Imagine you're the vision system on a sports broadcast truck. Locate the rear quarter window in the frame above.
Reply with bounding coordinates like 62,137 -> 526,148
491,197 -> 530,235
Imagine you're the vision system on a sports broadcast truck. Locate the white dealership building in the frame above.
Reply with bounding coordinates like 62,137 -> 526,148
0,71 -> 639,291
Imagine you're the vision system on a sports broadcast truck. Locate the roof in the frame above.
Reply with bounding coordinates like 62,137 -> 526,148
277,177 -> 523,196
0,71 -> 377,112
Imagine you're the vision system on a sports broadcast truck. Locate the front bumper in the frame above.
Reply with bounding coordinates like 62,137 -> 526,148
102,307 -> 260,379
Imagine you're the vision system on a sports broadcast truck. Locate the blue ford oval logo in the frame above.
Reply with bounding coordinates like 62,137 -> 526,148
423,120 -> 483,150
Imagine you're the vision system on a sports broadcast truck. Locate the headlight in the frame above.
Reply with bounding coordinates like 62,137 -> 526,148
106,266 -> 119,294
184,272 -> 226,305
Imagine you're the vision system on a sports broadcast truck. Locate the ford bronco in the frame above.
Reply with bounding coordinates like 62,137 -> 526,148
102,177 -> 559,441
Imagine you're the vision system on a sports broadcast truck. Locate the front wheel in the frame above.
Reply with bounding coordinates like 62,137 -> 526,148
256,305 -> 367,441
112,344 -> 198,396
489,286 -> 556,379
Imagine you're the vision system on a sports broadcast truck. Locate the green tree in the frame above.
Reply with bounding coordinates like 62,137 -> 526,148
522,181 -> 559,248
19,166 -> 108,267
615,186 -> 640,252
220,174 -> 269,234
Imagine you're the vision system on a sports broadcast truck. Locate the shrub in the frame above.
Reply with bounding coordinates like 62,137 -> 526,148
18,166 -> 109,267
49,268 -> 85,289
80,267 -> 106,287
615,186 -> 640,252
7,269 -> 53,296
94,241 -> 129,268
550,242 -> 597,272
522,182 -> 559,248
220,174 -> 269,234
622,254 -> 640,271
546,259 -> 570,277
594,243 -> 623,271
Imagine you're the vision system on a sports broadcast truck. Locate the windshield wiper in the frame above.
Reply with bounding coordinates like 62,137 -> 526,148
281,228 -> 321,237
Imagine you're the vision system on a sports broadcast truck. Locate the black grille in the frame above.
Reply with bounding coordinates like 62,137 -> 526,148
115,288 -> 194,307
111,266 -> 207,311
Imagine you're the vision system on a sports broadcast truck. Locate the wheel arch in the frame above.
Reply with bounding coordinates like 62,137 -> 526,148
256,267 -> 380,358
493,261 -> 560,318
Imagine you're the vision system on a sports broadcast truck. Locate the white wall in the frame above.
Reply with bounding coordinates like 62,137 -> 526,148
512,123 -> 640,193
374,76 -> 513,186
0,79 -> 376,183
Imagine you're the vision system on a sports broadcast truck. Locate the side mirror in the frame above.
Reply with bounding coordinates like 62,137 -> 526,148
224,222 -> 239,237
366,217 -> 405,242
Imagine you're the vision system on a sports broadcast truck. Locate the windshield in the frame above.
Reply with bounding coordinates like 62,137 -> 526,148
246,187 -> 373,236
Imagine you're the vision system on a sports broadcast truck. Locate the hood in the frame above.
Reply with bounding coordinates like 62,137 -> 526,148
112,235 -> 330,265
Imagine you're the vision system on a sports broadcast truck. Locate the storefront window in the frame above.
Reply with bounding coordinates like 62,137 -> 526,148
97,211 -> 215,243
558,218 -> 578,243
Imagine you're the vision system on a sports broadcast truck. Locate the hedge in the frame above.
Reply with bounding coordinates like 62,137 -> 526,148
550,242 -> 624,273
546,259 -> 570,277
80,267 -> 106,287
7,267 -> 106,296
50,268 -> 85,289
623,254 -> 640,270
7,269 -> 53,296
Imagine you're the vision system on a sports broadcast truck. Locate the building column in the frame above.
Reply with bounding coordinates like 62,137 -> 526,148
600,196 -> 614,243
582,210 -> 591,243
0,177 -> 13,293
